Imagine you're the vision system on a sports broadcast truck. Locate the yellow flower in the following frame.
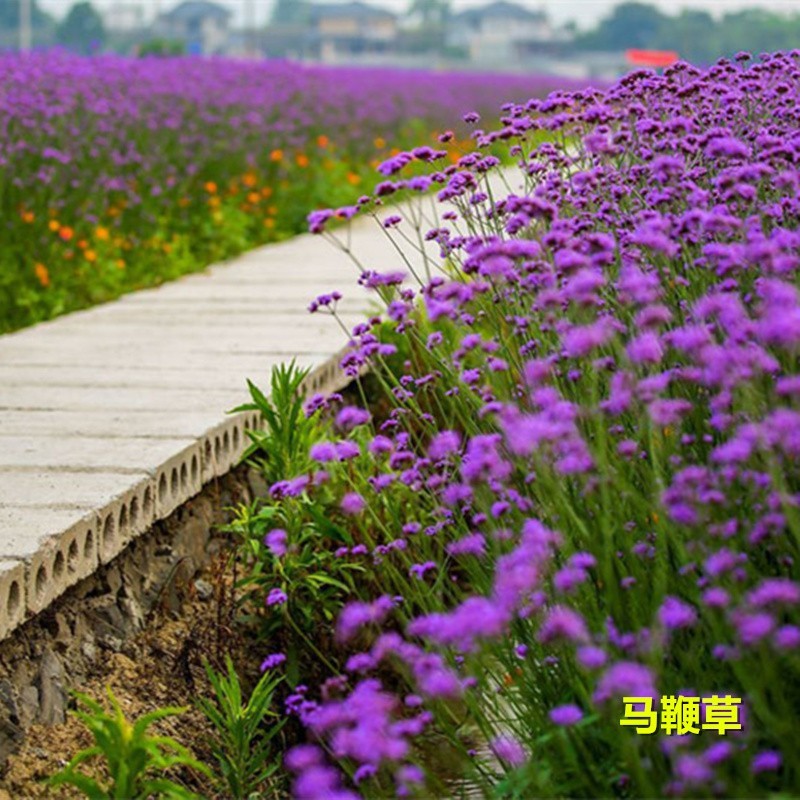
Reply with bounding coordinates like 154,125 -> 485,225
84,249 -> 97,262
374,136 -> 386,149
49,219 -> 60,232
96,226 -> 110,241
34,263 -> 50,287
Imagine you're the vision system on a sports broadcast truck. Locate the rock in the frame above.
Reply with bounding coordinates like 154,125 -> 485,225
247,467 -> 268,498
37,649 -> 65,725
18,687 -> 39,727
81,640 -> 97,661
194,579 -> 213,601
173,517 -> 210,574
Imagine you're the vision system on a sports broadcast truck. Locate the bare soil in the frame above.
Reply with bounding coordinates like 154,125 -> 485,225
0,553 -> 275,799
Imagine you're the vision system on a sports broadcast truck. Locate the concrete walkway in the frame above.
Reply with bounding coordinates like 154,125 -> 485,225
0,215 -> 416,639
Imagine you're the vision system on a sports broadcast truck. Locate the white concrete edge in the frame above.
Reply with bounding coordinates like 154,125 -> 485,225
0,348 -> 351,642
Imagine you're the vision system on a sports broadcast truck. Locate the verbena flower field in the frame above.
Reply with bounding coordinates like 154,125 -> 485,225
0,52 -> 568,334
225,50 -> 800,798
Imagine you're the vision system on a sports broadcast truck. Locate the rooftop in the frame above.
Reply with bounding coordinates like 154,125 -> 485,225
161,1 -> 233,23
310,2 -> 397,22
455,1 -> 547,24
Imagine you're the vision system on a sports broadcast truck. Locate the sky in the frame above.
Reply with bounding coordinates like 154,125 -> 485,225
37,0 -> 795,28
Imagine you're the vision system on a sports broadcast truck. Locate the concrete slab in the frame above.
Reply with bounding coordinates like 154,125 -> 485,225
0,507 -> 99,612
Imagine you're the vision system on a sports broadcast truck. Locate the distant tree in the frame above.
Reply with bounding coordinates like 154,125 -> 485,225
408,0 -> 450,28
270,0 -> 310,26
654,9 -> 716,64
577,2 -> 667,50
57,2 -> 105,54
572,2 -> 800,64
0,0 -> 51,30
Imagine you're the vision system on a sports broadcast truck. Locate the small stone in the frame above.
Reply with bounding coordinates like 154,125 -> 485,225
37,648 -> 66,725
194,579 -> 214,601
81,640 -> 97,661
19,687 -> 39,727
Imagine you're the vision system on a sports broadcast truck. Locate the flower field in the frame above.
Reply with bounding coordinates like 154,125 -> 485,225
216,50 -> 800,798
0,53 -> 568,334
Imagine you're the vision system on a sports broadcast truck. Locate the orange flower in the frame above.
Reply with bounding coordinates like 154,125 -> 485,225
208,196 -> 221,209
178,197 -> 190,208
346,172 -> 361,186
374,136 -> 386,149
59,226 -> 73,241
264,218 -> 275,229
204,181 -> 218,194
95,226 -> 110,241
48,220 -> 60,232
84,249 -> 97,262
34,263 -> 49,287
77,239 -> 88,250
270,149 -> 283,162
261,187 -> 273,198
296,154 -> 309,168
316,134 -> 329,149
21,210 -> 35,224
247,191 -> 260,204
267,205 -> 277,215
116,259 -> 126,270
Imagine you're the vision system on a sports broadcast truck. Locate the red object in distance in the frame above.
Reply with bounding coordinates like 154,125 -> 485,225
626,49 -> 680,68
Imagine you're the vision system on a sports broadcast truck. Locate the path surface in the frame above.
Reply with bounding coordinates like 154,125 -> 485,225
0,214 -> 416,639
0,167 -> 526,640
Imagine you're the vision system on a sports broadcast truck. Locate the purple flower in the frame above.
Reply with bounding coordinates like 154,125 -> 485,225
310,442 -> 339,463
335,405 -> 371,431
549,704 -> 583,726
538,606 -> 589,644
428,430 -> 461,459
658,596 -> 697,630
594,661 -> 657,704
774,625 -> 800,650
266,588 -> 287,606
264,528 -> 288,557
260,652 -> 286,671
751,750 -> 781,774
577,645 -> 607,669
340,492 -> 366,515
490,734 -> 526,767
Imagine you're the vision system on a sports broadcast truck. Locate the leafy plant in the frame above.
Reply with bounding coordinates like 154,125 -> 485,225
49,688 -> 208,799
227,362 -> 365,680
232,361 -> 318,486
197,657 -> 285,800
